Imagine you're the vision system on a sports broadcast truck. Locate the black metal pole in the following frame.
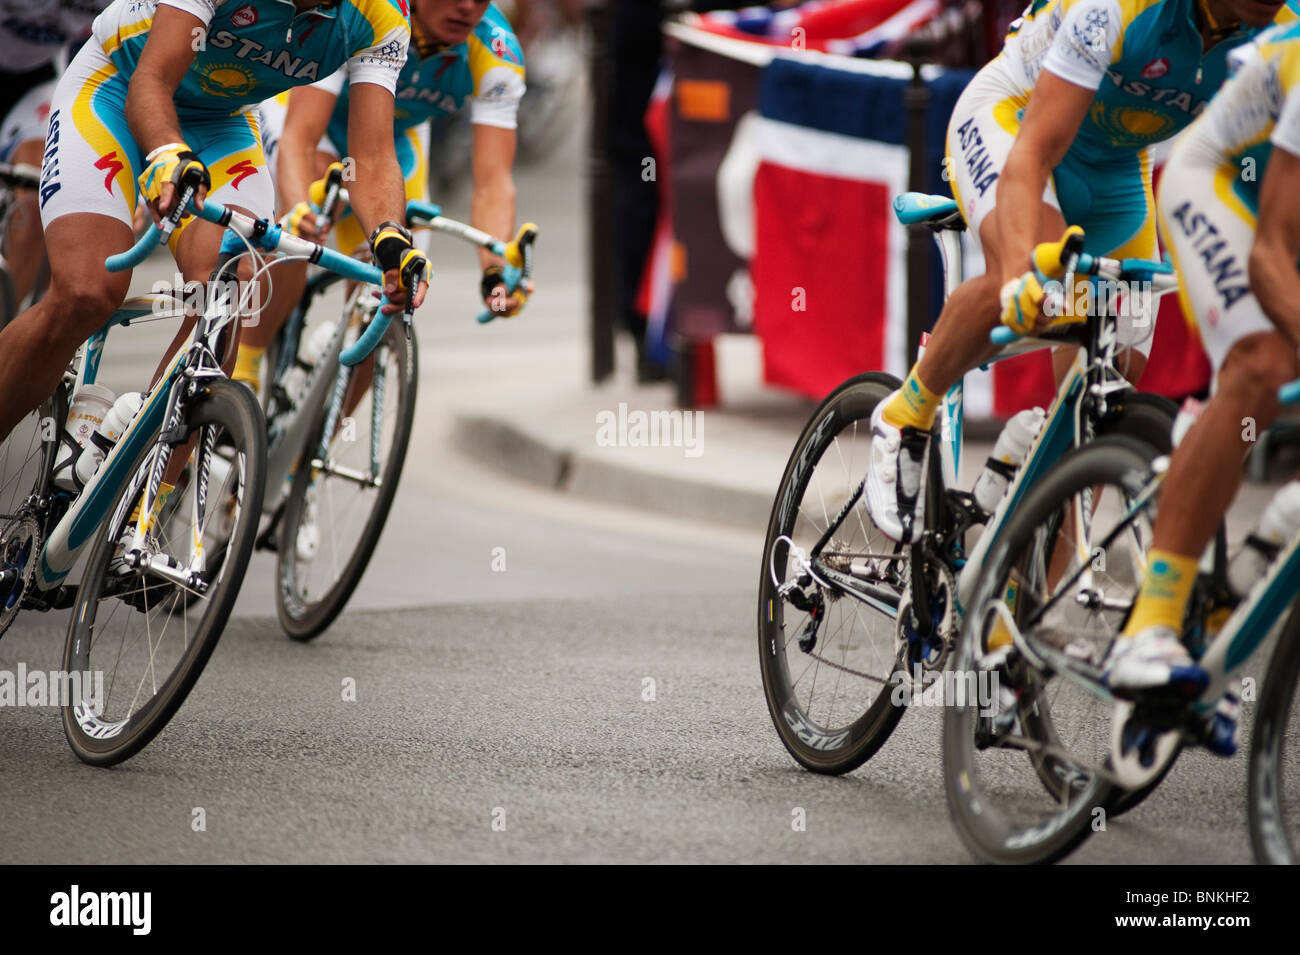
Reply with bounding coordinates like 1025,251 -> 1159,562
587,0 -> 615,384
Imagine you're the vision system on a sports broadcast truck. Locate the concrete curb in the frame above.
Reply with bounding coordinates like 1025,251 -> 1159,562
451,412 -> 776,528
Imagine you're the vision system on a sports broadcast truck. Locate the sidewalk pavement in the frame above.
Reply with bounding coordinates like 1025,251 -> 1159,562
446,336 -> 819,528
442,332 -> 1009,530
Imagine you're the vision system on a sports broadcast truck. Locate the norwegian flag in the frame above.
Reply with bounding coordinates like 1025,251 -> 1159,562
748,56 -> 970,397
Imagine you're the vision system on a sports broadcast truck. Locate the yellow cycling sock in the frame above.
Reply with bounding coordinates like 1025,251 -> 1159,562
882,367 -> 941,431
987,579 -> 1019,651
128,481 -> 175,534
1122,549 -> 1199,638
233,344 -> 265,390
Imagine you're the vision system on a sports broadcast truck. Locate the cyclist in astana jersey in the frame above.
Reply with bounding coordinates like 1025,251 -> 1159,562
0,0 -> 431,462
0,1 -> 113,312
236,0 -> 524,389
1101,22 -> 1300,735
862,0 -> 1297,546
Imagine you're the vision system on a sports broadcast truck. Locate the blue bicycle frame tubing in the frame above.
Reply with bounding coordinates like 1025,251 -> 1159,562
35,347 -> 185,590
953,354 -> 1087,610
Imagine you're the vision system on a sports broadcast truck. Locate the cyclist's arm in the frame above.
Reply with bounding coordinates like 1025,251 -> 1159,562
470,124 -> 517,271
124,3 -> 208,218
277,85 -> 337,216
346,80 -> 424,309
1250,143 -> 1300,347
993,71 -> 1094,284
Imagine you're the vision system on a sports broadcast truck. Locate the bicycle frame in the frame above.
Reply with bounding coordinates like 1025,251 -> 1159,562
34,287 -> 235,593
913,227 -> 1166,617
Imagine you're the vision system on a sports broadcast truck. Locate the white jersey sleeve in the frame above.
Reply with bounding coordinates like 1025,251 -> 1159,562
469,64 -> 525,130
158,0 -> 216,22
311,65 -> 348,97
1273,82 -> 1300,156
1041,0 -> 1123,89
346,26 -> 407,93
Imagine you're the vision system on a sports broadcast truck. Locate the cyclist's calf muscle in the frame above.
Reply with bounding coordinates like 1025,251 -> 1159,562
0,213 -> 134,442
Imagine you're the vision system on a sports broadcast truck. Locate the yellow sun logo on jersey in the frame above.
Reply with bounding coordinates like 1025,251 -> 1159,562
199,63 -> 258,98
1090,103 -> 1177,148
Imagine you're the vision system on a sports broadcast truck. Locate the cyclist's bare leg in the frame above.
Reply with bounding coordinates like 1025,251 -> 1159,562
912,201 -> 1068,399
0,213 -> 133,442
3,139 -> 49,305
236,149 -> 336,382
1152,331 -> 1295,557
147,206 -> 260,487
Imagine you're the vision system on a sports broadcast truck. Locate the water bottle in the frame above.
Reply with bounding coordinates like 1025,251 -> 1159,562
72,392 -> 144,489
1228,480 -> 1300,599
973,407 -> 1046,513
52,385 -> 116,493
300,319 -> 339,366
280,320 -> 338,408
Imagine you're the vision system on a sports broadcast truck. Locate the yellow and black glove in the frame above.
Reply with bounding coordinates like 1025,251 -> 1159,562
481,223 -> 537,318
999,225 -> 1086,334
369,220 -> 430,293
137,142 -> 210,207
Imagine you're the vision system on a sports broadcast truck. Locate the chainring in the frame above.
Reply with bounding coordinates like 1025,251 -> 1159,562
895,559 -> 958,686
0,510 -> 43,639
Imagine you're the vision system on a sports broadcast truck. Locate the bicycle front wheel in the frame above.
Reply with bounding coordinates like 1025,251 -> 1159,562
275,319 -> 417,640
1249,602 -> 1300,863
944,436 -> 1159,863
61,377 -> 266,766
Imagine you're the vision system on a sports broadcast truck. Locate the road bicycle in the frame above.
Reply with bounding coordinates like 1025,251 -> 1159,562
249,165 -> 537,639
943,362 -> 1300,863
0,176 -> 403,765
759,192 -> 1183,785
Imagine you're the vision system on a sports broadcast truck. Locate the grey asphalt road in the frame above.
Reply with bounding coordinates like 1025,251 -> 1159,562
0,121 -> 1278,865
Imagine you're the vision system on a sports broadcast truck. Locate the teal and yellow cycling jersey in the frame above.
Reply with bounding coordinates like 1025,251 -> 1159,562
90,0 -> 411,116
317,0 -> 524,152
1178,19 -> 1300,215
998,0 -> 1298,160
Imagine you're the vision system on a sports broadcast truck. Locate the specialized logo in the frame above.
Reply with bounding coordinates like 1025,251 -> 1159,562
231,4 -> 257,27
433,51 -> 458,80
955,117 -> 999,197
1169,200 -> 1251,311
94,151 -> 125,196
490,30 -> 521,64
1141,57 -> 1170,79
225,159 -> 258,190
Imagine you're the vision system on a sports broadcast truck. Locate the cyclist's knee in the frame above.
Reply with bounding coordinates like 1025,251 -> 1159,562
1220,333 -> 1297,417
38,280 -> 125,345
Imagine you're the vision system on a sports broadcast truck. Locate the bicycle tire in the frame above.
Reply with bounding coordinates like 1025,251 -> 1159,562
944,436 -> 1157,863
275,319 -> 417,641
61,377 -> 267,766
1248,602 -> 1300,863
759,371 -> 923,774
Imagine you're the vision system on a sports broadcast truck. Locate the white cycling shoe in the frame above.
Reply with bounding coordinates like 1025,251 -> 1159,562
864,394 -> 930,543
1102,626 -> 1208,695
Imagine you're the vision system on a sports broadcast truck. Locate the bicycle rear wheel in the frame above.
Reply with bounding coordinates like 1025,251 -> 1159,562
275,319 -> 417,640
759,372 -> 914,774
61,377 -> 266,766
1249,603 -> 1300,863
943,437 -> 1159,863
